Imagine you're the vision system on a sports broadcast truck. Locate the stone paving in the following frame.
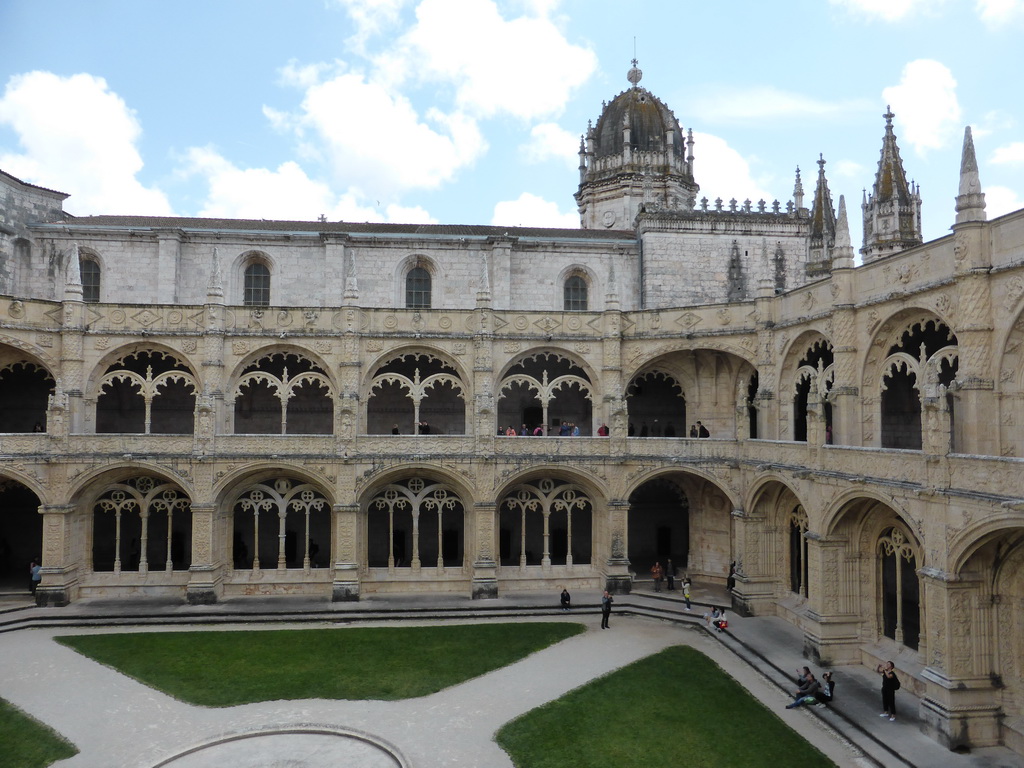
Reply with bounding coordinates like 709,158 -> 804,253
0,587 -> 1020,768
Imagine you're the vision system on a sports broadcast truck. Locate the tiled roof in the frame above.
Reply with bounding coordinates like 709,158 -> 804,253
52,215 -> 638,241
0,168 -> 69,198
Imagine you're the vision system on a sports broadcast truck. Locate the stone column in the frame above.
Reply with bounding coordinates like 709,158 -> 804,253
332,503 -> 361,601
35,504 -> 76,607
728,505 -> 775,616
919,569 -> 1001,749
186,503 -> 220,605
604,499 -> 631,593
471,501 -> 498,599
801,533 -> 862,664
156,231 -> 182,302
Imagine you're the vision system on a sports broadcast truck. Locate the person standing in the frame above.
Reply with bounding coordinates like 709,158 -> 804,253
697,421 -> 710,437
877,661 -> 900,721
682,576 -> 692,610
560,587 -> 571,612
666,558 -> 675,590
600,590 -> 613,628
29,557 -> 41,594
651,561 -> 664,592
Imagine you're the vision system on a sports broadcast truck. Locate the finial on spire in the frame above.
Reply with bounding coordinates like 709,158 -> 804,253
627,58 -> 642,87
884,105 -> 894,125
955,125 -> 986,224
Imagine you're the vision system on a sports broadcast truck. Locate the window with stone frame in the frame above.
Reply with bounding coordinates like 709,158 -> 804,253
878,526 -> 920,650
406,265 -> 431,309
81,257 -> 101,303
564,274 -> 588,311
243,261 -> 271,306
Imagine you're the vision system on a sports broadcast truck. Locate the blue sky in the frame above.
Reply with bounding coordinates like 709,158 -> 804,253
1,0 -> 1022,252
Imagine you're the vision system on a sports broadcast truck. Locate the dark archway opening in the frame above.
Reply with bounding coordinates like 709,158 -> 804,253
0,481 -> 42,592
627,478 -> 689,571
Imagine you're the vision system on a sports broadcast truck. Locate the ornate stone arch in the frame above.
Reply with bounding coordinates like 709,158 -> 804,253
229,347 -> 336,435
85,471 -> 193,575
497,349 -> 595,435
90,345 -> 201,435
364,348 -> 468,435
225,472 -> 332,572
497,475 -> 594,569
862,309 -> 958,448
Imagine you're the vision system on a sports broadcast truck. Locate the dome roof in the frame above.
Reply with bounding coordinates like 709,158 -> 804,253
591,67 -> 684,161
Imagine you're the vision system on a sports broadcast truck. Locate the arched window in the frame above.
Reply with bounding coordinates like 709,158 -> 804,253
243,262 -> 271,306
878,527 -> 920,650
81,258 -> 101,303
406,266 -> 431,309
564,275 -> 587,311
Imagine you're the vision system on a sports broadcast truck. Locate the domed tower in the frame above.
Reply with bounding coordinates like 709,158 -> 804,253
575,61 -> 698,230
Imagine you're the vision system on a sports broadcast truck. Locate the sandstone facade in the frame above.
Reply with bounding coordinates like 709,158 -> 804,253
0,71 -> 1022,756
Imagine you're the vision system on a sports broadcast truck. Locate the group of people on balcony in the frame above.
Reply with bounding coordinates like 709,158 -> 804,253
627,420 -> 709,437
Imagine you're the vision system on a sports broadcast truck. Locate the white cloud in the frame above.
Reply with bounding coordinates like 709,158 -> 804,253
693,86 -> 868,123
975,0 -> 1024,25
882,60 -> 961,153
491,192 -> 578,228
390,0 -> 597,120
992,142 -> 1024,165
829,0 -> 940,22
521,122 -> 579,168
691,132 -> 774,206
335,0 -> 409,52
271,71 -> 487,199
984,185 -> 1024,218
0,71 -> 173,216
182,146 -> 432,223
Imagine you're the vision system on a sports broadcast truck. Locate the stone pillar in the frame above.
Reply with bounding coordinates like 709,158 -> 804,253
801,533 -> 862,664
919,569 -> 1001,749
829,269 -> 859,447
332,503 -> 361,601
156,231 -> 182,303
951,218 -> 995,456
471,501 -> 498,599
186,503 -> 220,605
728,505 -> 775,616
35,504 -> 76,607
604,500 -> 631,593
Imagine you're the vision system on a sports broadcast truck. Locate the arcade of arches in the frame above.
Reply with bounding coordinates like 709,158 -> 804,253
1,268 -> 1024,756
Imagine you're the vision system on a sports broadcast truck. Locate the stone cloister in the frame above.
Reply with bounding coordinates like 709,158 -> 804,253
2,63 -> 1024,756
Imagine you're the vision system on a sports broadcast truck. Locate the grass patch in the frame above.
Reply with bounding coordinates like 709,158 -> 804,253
0,697 -> 77,768
497,645 -> 834,768
57,622 -> 583,707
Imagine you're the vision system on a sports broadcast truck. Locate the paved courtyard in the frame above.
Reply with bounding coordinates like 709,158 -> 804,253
0,588 -> 1020,768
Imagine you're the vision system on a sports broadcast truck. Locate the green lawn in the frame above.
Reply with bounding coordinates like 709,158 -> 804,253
56,622 -> 583,706
497,645 -> 835,768
0,697 -> 77,768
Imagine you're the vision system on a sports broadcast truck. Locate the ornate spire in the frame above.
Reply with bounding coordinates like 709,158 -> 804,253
807,156 -> 837,276
343,248 -> 359,301
833,194 -> 855,268
861,106 -> 922,261
955,126 -> 986,224
476,249 -> 491,307
793,167 -> 804,211
206,247 -> 224,302
605,260 -> 620,309
63,242 -> 83,302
